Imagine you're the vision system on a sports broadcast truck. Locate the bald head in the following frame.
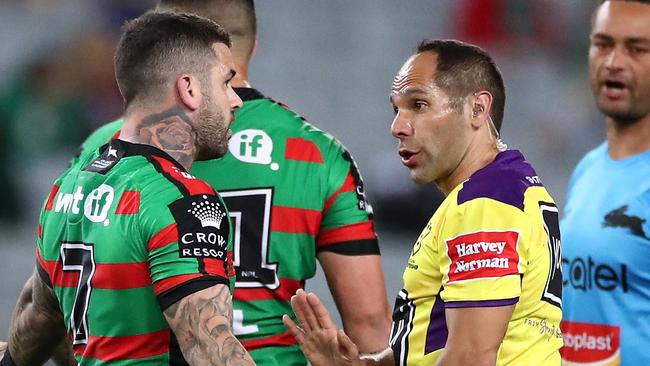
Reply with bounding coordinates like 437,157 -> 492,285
157,0 -> 256,65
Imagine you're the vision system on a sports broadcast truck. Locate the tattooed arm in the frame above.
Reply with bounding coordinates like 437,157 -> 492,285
163,284 -> 256,366
4,270 -> 68,365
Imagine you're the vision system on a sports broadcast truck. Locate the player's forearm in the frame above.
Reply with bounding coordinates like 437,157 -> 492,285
319,253 -> 392,353
434,347 -> 498,366
8,275 -> 67,365
164,284 -> 256,366
343,314 -> 391,354
50,338 -> 76,366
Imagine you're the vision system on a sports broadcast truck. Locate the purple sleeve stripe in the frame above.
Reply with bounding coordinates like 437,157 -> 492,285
444,297 -> 519,308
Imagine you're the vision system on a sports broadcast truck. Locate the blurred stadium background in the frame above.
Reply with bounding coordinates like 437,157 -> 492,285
0,0 -> 601,348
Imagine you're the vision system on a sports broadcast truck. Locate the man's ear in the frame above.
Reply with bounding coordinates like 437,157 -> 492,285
176,74 -> 201,111
470,91 -> 493,129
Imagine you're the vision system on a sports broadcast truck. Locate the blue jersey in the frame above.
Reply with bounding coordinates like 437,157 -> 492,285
561,142 -> 650,365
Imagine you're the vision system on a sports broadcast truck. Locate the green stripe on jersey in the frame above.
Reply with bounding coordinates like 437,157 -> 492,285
268,232 -> 316,279
234,298 -> 292,340
248,345 -> 306,366
76,354 -> 169,366
86,288 -> 168,336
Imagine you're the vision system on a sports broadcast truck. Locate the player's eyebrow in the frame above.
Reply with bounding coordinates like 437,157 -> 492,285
591,33 -> 613,42
226,69 -> 236,83
391,87 -> 429,99
625,37 -> 650,46
591,33 -> 650,46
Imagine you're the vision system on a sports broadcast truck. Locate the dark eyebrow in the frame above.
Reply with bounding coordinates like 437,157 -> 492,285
626,37 -> 650,46
591,33 -> 650,46
393,87 -> 429,98
226,69 -> 236,83
591,33 -> 613,42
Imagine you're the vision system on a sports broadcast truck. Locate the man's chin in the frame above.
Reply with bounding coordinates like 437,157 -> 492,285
599,105 -> 645,125
410,170 -> 434,185
195,147 -> 227,161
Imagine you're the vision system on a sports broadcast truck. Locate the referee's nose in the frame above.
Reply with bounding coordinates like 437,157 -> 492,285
391,110 -> 414,139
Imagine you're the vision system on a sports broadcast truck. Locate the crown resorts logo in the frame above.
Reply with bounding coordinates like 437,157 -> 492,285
187,195 -> 227,229
228,129 -> 279,171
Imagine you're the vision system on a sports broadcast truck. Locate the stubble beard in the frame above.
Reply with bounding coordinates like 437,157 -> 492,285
597,97 -> 647,126
195,93 -> 230,161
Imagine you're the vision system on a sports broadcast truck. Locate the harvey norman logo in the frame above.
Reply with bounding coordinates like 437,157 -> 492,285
455,241 -> 509,272
54,184 -> 115,226
445,231 -> 519,283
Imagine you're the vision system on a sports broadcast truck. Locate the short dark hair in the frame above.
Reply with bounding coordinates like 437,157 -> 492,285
600,0 -> 650,4
417,39 -> 506,131
593,0 -> 650,24
115,11 -> 231,106
157,0 -> 256,61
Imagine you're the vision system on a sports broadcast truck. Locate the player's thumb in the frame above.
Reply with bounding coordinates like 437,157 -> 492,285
337,330 -> 359,360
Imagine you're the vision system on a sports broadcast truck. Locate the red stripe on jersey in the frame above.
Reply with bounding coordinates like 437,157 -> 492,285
111,130 -> 121,140
317,221 -> 376,247
36,248 -> 52,275
271,206 -> 322,235
241,331 -> 298,351
323,171 -> 357,213
36,252 -> 76,287
40,259 -> 152,289
93,262 -> 151,289
151,155 -> 215,196
73,328 -> 169,361
147,223 -> 178,252
233,278 -> 302,301
226,251 -> 236,277
153,273 -> 203,296
115,190 -> 140,214
285,138 -> 324,163
38,223 -> 42,238
203,258 -> 227,278
45,185 -> 60,211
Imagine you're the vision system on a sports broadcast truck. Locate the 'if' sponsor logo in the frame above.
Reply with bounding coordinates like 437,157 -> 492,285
228,129 -> 279,170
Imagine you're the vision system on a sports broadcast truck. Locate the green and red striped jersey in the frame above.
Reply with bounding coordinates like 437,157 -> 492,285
75,87 -> 378,366
38,139 -> 234,365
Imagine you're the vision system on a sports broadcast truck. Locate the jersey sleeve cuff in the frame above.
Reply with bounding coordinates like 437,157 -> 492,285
444,297 -> 519,309
316,238 -> 380,255
157,275 -> 229,310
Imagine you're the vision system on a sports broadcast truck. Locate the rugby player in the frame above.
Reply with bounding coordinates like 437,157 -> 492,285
60,1 -> 391,365
561,1 -> 650,364
0,11 -> 255,365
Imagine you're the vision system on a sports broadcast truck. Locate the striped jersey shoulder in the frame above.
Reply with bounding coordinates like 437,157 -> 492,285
236,87 -> 349,165
457,150 -> 544,211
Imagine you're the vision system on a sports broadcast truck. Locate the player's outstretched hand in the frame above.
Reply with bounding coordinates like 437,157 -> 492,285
283,289 -> 363,366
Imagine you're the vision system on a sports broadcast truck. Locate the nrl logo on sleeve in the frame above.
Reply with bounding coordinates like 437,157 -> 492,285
445,230 -> 520,283
169,194 -> 230,260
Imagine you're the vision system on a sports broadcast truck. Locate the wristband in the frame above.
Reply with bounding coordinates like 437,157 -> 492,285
359,347 -> 392,362
0,348 -> 17,366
